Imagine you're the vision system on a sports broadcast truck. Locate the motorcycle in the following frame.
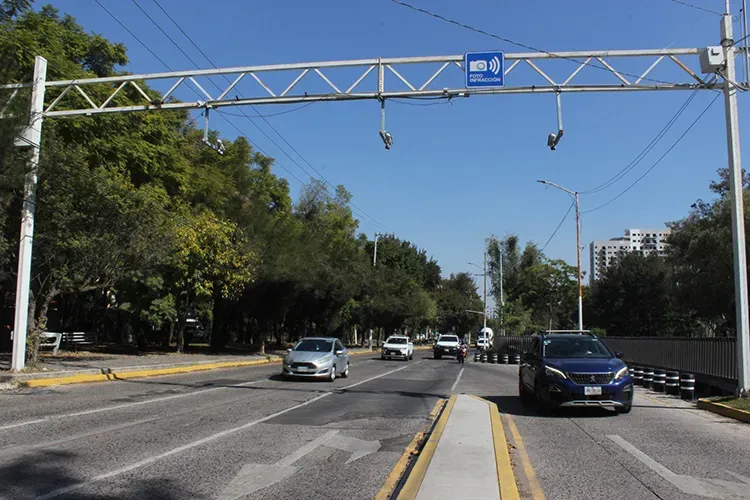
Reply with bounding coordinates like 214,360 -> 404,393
457,344 -> 467,364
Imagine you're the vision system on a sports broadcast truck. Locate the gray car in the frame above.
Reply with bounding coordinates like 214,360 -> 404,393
282,337 -> 350,381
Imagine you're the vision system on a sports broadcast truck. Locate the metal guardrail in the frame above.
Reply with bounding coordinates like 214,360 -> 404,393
493,335 -> 738,383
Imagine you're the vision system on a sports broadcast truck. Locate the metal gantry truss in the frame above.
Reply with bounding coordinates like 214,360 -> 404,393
2,37 -> 748,386
0,48 -> 723,119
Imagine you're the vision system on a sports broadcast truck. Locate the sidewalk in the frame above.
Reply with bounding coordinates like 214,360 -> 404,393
401,395 -> 520,500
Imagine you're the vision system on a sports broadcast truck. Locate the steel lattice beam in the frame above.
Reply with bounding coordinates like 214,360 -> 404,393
0,48 -> 722,118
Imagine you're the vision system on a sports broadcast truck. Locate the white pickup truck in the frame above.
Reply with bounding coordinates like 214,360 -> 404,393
381,336 -> 414,360
433,334 -> 460,360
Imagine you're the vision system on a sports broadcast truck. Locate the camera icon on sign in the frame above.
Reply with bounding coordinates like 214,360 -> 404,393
469,60 -> 487,72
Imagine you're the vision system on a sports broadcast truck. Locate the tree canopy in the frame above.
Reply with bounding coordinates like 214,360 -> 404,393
0,2 -> 483,361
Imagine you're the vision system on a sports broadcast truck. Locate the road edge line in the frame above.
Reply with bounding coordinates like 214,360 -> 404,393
489,402 -> 521,500
697,398 -> 750,423
505,413 -> 546,500
18,346 -> 423,388
397,394 -> 457,500
374,399 -> 446,500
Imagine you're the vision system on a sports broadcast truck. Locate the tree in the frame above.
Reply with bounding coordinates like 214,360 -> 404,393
434,272 -> 483,335
588,253 -> 691,337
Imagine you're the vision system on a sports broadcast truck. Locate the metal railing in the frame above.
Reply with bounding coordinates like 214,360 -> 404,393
493,335 -> 737,383
602,337 -> 737,382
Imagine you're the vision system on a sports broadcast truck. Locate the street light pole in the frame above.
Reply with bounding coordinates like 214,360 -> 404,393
722,1 -> 750,397
537,180 -> 584,332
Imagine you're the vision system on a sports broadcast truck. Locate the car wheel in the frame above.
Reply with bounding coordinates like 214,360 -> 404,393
534,379 -> 549,411
381,355 -> 385,360
615,404 -> 632,414
329,366 -> 337,382
341,363 -> 350,378
519,376 -> 532,405
435,353 -> 441,360
409,353 -> 414,360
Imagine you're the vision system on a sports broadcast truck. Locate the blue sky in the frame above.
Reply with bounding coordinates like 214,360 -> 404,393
42,0 -> 747,285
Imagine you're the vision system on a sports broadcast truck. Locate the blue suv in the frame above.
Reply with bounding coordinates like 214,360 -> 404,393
518,332 -> 633,413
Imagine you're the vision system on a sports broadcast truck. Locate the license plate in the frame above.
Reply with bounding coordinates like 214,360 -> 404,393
296,366 -> 310,372
584,386 -> 602,396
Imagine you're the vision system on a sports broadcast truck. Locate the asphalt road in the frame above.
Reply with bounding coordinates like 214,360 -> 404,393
2,352 -> 750,500
0,352 -> 460,500
459,362 -> 750,500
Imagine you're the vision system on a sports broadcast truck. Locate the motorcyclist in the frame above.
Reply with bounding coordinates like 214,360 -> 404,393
457,338 -> 468,364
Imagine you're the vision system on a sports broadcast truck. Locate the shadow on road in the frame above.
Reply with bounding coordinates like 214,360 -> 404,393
481,395 -> 619,419
0,449 -> 205,499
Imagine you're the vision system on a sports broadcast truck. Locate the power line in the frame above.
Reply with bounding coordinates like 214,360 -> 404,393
215,102 -> 317,118
390,0 -> 684,86
94,1 -> 311,187
146,0 -> 390,232
665,0 -> 724,17
583,92 -> 721,214
580,88 -> 700,195
541,201 -> 574,253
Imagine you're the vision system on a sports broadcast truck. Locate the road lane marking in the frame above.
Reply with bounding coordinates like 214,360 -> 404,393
450,367 -> 464,393
489,402 -> 521,500
608,434 -> 750,499
0,380 -> 261,431
34,362 -> 417,500
505,413 -> 546,500
2,356 -> 394,431
398,395 -> 457,500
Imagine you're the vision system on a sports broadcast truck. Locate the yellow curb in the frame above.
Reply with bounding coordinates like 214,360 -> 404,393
374,398 -> 446,500
21,358 -> 277,388
698,398 -> 750,423
398,395 -> 457,500
505,413 -> 546,500
19,346 -> 432,388
489,402 -> 521,500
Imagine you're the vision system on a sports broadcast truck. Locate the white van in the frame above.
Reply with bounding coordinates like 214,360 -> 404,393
476,327 -> 493,350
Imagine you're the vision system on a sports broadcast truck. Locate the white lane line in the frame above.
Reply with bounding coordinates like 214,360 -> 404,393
451,367 -> 464,393
35,362 -> 418,500
0,380 -> 261,431
4,356 -> 391,431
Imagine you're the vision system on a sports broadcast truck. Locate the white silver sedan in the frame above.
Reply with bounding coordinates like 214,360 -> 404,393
282,337 -> 350,381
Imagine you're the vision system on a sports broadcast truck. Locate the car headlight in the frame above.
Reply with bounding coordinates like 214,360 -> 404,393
544,366 -> 567,379
614,366 -> 629,381
316,355 -> 333,365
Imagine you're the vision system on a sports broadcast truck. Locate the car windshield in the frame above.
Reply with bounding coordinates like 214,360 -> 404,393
440,336 -> 459,343
386,338 -> 407,344
294,339 -> 333,352
542,338 -> 611,358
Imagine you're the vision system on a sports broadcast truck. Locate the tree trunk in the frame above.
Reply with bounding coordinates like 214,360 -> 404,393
175,294 -> 190,353
27,287 -> 58,366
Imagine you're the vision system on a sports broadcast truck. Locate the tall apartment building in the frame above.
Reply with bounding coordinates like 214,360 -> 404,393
589,228 -> 671,281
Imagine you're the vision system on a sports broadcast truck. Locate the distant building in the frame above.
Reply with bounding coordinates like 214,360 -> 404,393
589,228 -> 671,281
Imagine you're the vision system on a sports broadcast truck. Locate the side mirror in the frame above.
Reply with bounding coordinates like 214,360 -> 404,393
615,351 -> 624,359
335,349 -> 345,356
287,348 -> 292,353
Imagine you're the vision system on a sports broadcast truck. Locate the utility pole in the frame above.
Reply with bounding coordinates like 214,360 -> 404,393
537,180 -> 584,332
373,232 -> 380,266
483,249 -> 487,333
498,241 -> 505,336
11,56 -> 46,372
722,0 -> 750,397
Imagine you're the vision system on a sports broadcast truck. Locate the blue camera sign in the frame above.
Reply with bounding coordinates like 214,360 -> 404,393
465,51 -> 505,88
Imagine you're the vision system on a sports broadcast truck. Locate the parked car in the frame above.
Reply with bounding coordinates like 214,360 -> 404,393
433,334 -> 460,360
381,335 -> 414,360
282,337 -> 350,381
518,332 -> 633,413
